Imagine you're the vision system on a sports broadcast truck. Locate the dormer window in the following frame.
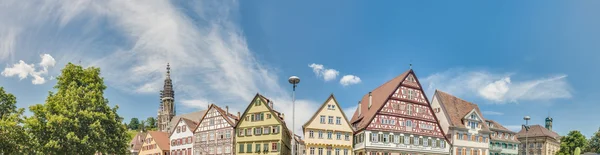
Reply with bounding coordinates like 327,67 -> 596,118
467,121 -> 477,129
470,114 -> 477,120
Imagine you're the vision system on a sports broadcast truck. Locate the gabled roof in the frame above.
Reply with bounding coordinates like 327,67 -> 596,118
169,117 -> 198,137
148,131 -> 170,151
169,110 -> 207,130
302,94 -> 353,132
434,90 -> 490,131
129,132 -> 147,152
486,120 -> 520,143
350,70 -> 411,131
193,104 -> 238,132
517,125 -> 560,140
235,93 -> 291,137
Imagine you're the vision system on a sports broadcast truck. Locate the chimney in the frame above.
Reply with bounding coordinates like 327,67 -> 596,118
358,101 -> 362,116
269,101 -> 273,109
280,113 -> 285,120
208,103 -> 212,109
226,106 -> 229,114
237,112 -> 241,118
368,92 -> 372,109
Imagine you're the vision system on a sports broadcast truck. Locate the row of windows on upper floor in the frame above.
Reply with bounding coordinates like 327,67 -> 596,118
244,112 -> 273,122
491,131 -> 516,141
196,130 -> 232,142
171,136 -> 193,146
238,142 -> 281,154
490,142 -> 518,150
308,147 -> 350,155
378,118 -> 435,130
353,132 -> 446,148
456,133 -> 489,143
237,126 -> 281,137
320,115 -> 343,125
307,130 -> 351,141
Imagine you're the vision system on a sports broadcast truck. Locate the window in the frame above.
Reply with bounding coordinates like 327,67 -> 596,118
226,131 -> 231,138
202,133 -> 207,141
335,149 -> 340,155
309,130 -> 314,138
217,146 -> 222,154
404,136 -> 410,144
318,148 -> 323,155
209,131 -> 215,140
414,137 -> 419,145
344,149 -> 348,155
247,144 -> 252,153
225,147 -> 231,153
272,143 -> 279,152
328,131 -> 333,139
267,114 -> 272,119
371,133 -> 378,142
408,89 -> 414,99
273,126 -> 280,133
320,115 -> 326,124
345,133 -> 350,141
177,127 -> 181,133
336,117 -> 341,125
407,104 -> 412,115
406,120 -> 412,127
328,116 -> 334,124
319,131 -> 323,139
256,144 -> 261,153
382,134 -> 388,143
310,147 -> 315,155
441,141 -> 445,148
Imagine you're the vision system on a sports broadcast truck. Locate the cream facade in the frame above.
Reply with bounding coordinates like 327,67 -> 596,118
235,94 -> 292,155
140,131 -> 170,155
303,94 -> 354,155
431,91 -> 491,155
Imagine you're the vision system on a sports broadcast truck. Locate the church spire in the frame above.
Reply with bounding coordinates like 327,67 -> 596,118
166,63 -> 171,79
157,63 -> 175,132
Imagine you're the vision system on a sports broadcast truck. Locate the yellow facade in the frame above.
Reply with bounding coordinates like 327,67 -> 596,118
139,132 -> 170,155
235,94 -> 292,155
303,94 -> 354,155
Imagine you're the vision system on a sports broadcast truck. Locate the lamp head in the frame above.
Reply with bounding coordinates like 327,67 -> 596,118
288,76 -> 300,85
524,116 -> 531,121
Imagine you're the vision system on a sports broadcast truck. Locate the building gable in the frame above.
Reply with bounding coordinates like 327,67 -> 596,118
169,118 -> 196,138
302,94 -> 353,133
194,105 -> 236,133
235,94 -> 290,135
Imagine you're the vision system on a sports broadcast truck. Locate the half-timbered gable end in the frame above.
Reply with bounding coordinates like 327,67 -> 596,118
193,104 -> 238,155
350,69 -> 450,155
235,94 -> 292,155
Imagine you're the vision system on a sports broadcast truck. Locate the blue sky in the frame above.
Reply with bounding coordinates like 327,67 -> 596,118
1,0 -> 599,137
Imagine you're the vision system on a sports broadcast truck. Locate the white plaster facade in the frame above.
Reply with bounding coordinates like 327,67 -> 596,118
170,118 -> 196,155
353,130 -> 449,155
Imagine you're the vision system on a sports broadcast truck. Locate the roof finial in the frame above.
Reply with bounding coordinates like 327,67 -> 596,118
166,63 -> 171,78
410,63 -> 412,69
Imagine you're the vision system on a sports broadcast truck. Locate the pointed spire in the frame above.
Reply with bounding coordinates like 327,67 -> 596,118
166,63 -> 171,79
410,63 -> 412,69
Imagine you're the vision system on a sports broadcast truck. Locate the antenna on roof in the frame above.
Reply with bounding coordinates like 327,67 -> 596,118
409,63 -> 412,69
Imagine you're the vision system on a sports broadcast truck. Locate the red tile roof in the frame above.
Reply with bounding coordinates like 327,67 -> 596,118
350,70 -> 411,131
486,120 -> 520,143
130,132 -> 147,152
148,131 -> 170,151
516,125 -> 560,140
434,90 -> 490,131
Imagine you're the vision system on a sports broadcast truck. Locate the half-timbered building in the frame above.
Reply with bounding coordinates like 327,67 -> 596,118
193,104 -> 239,155
350,69 -> 450,155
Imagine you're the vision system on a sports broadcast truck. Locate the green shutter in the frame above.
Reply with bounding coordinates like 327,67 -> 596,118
277,142 -> 281,152
251,114 -> 255,121
239,144 -> 244,153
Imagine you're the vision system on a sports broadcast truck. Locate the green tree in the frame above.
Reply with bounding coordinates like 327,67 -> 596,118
129,117 -> 140,130
140,120 -> 146,132
586,127 -> 600,153
0,87 -> 29,154
146,117 -> 156,129
557,130 -> 588,155
23,63 -> 129,154
575,147 -> 581,155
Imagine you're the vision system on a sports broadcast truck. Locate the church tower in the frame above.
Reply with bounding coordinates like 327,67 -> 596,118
157,63 -> 176,132
545,116 -> 553,131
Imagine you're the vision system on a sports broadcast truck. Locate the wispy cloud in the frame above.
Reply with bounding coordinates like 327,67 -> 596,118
0,0 -> 317,135
423,68 -> 572,103
2,54 -> 55,85
482,111 -> 504,116
340,75 -> 362,86
309,63 -> 339,81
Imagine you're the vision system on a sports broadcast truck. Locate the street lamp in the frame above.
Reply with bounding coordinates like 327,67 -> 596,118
289,76 -> 300,155
523,116 -> 531,155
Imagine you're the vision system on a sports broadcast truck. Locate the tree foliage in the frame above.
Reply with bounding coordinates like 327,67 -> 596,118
0,87 -> 29,154
129,117 -> 140,130
586,127 -> 600,153
146,117 -> 156,129
23,63 -> 129,154
557,130 -> 588,155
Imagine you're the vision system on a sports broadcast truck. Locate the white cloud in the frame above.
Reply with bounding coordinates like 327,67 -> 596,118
340,75 -> 361,86
482,111 -> 504,116
2,54 -> 55,85
0,0 -> 318,134
343,105 -> 358,119
422,69 -> 572,103
308,63 -> 339,81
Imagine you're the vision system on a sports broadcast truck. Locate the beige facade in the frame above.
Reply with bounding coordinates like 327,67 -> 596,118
517,125 -> 560,155
139,131 -> 170,155
303,94 -> 353,155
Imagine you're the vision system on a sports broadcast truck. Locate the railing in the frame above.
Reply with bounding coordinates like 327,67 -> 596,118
489,146 -> 502,152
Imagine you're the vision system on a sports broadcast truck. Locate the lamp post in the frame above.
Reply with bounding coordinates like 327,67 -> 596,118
289,76 -> 300,155
523,116 -> 530,155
